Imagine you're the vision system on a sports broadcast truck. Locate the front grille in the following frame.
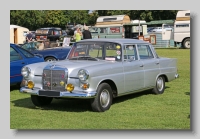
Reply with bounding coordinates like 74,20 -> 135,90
42,69 -> 67,91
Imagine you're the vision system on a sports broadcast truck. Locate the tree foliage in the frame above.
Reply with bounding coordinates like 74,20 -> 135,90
10,10 -> 178,30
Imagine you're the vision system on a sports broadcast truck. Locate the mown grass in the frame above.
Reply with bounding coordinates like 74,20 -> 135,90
10,48 -> 190,129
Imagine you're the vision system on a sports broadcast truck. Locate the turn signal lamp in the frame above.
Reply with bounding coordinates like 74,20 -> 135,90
81,83 -> 89,90
66,84 -> 74,92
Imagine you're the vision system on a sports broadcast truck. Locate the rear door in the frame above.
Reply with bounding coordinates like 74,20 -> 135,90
137,44 -> 160,88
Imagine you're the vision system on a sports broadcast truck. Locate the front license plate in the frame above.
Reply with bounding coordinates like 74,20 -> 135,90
39,90 -> 60,97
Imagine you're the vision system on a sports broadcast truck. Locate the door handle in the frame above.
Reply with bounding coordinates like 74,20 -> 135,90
156,62 -> 159,65
21,62 -> 25,64
140,65 -> 143,67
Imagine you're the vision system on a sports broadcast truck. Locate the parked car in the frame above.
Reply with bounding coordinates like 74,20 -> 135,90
20,40 -> 71,62
20,39 -> 179,112
10,43 -> 44,86
149,27 -> 173,33
35,27 -> 63,42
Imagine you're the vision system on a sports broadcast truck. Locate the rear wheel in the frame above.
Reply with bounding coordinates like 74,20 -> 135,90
45,57 -> 57,62
31,95 -> 53,107
182,38 -> 190,49
152,76 -> 165,95
91,83 -> 113,112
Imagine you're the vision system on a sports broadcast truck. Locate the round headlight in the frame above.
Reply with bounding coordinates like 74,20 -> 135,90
21,67 -> 31,78
78,69 -> 89,81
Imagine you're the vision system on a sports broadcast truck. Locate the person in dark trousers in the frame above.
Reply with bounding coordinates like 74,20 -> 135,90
26,31 -> 33,43
82,26 -> 92,39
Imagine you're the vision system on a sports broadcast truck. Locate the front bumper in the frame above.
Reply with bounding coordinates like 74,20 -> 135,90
20,87 -> 97,98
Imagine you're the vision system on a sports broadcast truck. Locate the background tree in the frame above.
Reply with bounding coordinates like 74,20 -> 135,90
65,10 -> 90,25
10,10 -> 178,30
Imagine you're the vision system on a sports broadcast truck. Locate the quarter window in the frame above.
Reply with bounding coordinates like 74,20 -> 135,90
137,45 -> 154,59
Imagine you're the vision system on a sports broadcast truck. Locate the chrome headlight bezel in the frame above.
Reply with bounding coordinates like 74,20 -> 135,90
21,66 -> 31,78
78,69 -> 89,82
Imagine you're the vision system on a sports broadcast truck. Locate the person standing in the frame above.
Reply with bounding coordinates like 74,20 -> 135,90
75,28 -> 82,42
82,26 -> 92,39
26,31 -> 33,43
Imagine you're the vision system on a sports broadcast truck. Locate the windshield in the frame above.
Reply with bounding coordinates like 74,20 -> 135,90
89,27 -> 98,33
67,42 -> 122,61
36,29 -> 48,34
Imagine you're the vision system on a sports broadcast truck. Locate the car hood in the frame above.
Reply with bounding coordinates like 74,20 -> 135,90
27,60 -> 122,77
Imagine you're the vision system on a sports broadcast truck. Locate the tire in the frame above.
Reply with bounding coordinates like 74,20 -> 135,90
90,83 -> 113,112
45,57 -> 57,62
152,76 -> 165,95
31,95 -> 53,107
182,38 -> 190,49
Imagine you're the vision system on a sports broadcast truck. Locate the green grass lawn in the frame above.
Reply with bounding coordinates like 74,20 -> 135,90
10,48 -> 190,129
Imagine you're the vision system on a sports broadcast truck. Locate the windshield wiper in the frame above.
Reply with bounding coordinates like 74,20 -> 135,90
69,56 -> 98,61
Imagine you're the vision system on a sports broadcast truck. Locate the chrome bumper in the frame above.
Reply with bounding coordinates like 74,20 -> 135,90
20,87 -> 97,98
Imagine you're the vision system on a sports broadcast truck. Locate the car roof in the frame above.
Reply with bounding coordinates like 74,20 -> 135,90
37,27 -> 61,30
78,38 -> 149,44
10,43 -> 19,46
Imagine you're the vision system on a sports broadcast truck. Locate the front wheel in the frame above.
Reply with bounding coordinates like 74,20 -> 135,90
45,57 -> 57,62
90,83 -> 113,112
152,76 -> 165,95
31,95 -> 53,107
182,38 -> 190,49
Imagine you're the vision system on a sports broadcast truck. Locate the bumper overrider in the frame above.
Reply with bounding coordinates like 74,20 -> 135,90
20,87 -> 97,98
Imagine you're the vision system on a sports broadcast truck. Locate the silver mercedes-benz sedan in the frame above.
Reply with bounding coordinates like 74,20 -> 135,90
20,39 -> 179,112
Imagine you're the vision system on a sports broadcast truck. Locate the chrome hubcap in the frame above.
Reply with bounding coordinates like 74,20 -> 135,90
46,59 -> 56,62
100,89 -> 110,108
185,41 -> 190,48
157,77 -> 164,91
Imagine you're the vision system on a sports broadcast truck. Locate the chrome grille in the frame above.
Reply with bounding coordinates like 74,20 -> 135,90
42,69 -> 66,91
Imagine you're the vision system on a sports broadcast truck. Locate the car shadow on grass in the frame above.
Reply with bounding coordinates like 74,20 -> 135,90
113,89 -> 153,104
11,86 -> 171,112
11,97 -> 92,112
10,84 -> 20,91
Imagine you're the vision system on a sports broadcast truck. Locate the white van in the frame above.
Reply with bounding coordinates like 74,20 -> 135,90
162,10 -> 190,49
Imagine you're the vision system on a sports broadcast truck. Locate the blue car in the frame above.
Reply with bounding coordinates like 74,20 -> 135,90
20,41 -> 71,62
10,43 -> 44,85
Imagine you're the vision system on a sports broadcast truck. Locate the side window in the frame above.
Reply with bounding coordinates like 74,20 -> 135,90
10,47 -> 22,61
100,28 -> 107,33
54,30 -> 60,35
48,30 -> 53,35
105,43 -> 122,61
124,45 -> 138,61
137,45 -> 154,59
17,47 -> 34,58
109,27 -> 121,33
